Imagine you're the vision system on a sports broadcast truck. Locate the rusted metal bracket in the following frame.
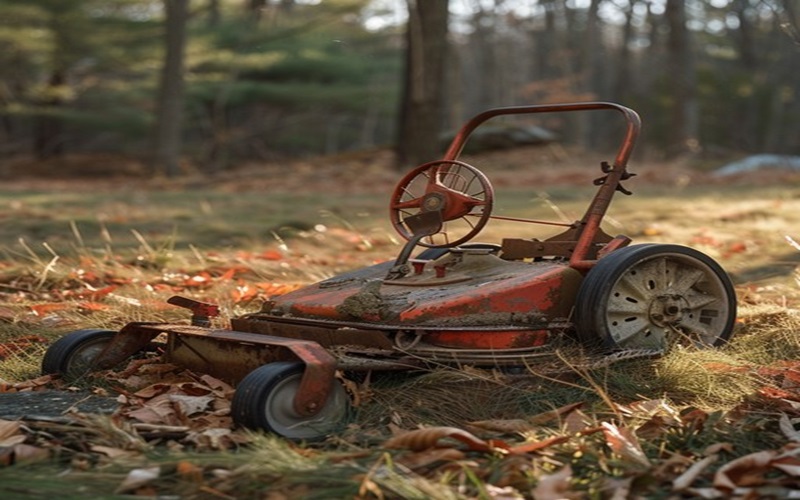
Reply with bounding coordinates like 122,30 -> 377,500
386,210 -> 443,280
98,322 -> 337,417
500,226 -> 614,261
167,296 -> 220,327
593,161 -> 637,195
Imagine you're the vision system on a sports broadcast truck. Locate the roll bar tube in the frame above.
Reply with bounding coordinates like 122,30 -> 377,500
442,102 -> 642,269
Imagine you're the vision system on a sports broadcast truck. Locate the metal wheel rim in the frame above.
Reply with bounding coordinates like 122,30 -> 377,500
64,338 -> 110,377
604,253 -> 732,349
264,374 -> 348,440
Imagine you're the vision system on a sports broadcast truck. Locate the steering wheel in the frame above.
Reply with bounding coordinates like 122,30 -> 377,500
389,160 -> 494,248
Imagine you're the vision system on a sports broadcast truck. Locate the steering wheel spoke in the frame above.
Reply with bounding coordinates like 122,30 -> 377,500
390,196 -> 424,211
390,160 -> 494,248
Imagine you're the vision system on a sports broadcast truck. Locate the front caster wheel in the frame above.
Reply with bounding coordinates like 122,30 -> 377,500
231,362 -> 350,441
574,244 -> 737,350
41,329 -> 118,380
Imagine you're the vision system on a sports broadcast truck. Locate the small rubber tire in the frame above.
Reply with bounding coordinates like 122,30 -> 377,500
41,329 -> 118,379
231,362 -> 350,441
574,244 -> 737,350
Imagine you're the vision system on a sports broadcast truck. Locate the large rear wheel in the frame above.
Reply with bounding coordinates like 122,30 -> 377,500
231,362 -> 349,441
574,244 -> 737,350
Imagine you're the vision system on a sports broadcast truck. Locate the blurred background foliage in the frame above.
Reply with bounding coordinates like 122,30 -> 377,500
0,0 -> 797,175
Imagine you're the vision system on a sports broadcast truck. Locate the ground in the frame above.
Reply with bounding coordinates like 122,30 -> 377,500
1,147 -> 800,498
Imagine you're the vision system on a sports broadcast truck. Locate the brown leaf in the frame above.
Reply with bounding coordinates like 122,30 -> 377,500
601,422 -> 650,468
713,450 -> 776,491
133,383 -> 173,399
0,420 -> 25,447
772,454 -> 800,477
395,447 -> 466,471
176,460 -> 204,482
168,394 -> 214,416
10,444 -> 49,465
125,404 -> 175,425
636,415 -> 678,440
672,455 -> 718,491
509,435 -> 570,455
0,420 -> 21,439
198,374 -> 234,394
468,418 -> 533,435
383,426 -> 507,453
532,465 -> 580,500
29,303 -> 69,316
185,428 -> 235,450
779,413 -> 800,442
562,409 -> 595,434
91,445 -> 140,460
529,402 -> 584,425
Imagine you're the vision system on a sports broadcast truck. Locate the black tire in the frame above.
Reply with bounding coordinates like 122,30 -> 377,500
41,329 -> 118,379
574,244 -> 737,350
231,362 -> 349,441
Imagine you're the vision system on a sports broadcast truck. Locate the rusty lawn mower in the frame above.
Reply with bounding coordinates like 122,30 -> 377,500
41,102 -> 737,440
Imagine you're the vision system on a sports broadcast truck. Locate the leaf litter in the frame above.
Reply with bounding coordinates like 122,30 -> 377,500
1,174 -> 800,496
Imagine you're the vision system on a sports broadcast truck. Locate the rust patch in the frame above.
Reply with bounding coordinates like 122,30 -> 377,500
336,279 -> 385,321
425,330 -> 549,349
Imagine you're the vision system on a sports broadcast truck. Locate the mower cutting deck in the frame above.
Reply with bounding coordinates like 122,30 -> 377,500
42,102 -> 737,440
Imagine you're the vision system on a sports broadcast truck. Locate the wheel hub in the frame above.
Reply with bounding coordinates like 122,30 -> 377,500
422,192 -> 446,212
648,293 -> 689,328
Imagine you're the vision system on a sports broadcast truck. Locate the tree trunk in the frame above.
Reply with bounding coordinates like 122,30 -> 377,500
33,70 -> 66,159
531,0 -> 557,81
665,0 -> 698,157
153,0 -> 189,177
612,0 -> 636,104
395,0 -> 449,169
580,0 -> 604,149
207,0 -> 221,27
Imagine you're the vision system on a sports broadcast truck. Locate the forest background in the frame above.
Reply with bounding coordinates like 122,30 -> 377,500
1,1 -> 800,498
1,0 -> 798,177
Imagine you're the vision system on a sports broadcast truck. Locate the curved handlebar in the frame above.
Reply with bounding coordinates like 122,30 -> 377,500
441,102 -> 642,270
443,101 -> 641,169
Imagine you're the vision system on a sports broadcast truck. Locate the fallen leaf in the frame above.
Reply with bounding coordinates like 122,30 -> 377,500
673,455 -> 718,491
169,394 -> 214,416
468,418 -> 532,435
508,435 -> 570,455
10,444 -> 49,464
258,250 -> 283,261
78,301 -> 110,312
779,413 -> 800,442
529,402 -> 585,425
713,450 -> 775,491
562,409 -> 595,434
532,465 -> 579,500
383,426 -> 507,453
0,420 -> 25,447
176,460 -> 204,482
395,447 -> 466,471
90,445 -> 139,460
115,466 -> 161,494
601,422 -> 650,468
29,303 -> 69,316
